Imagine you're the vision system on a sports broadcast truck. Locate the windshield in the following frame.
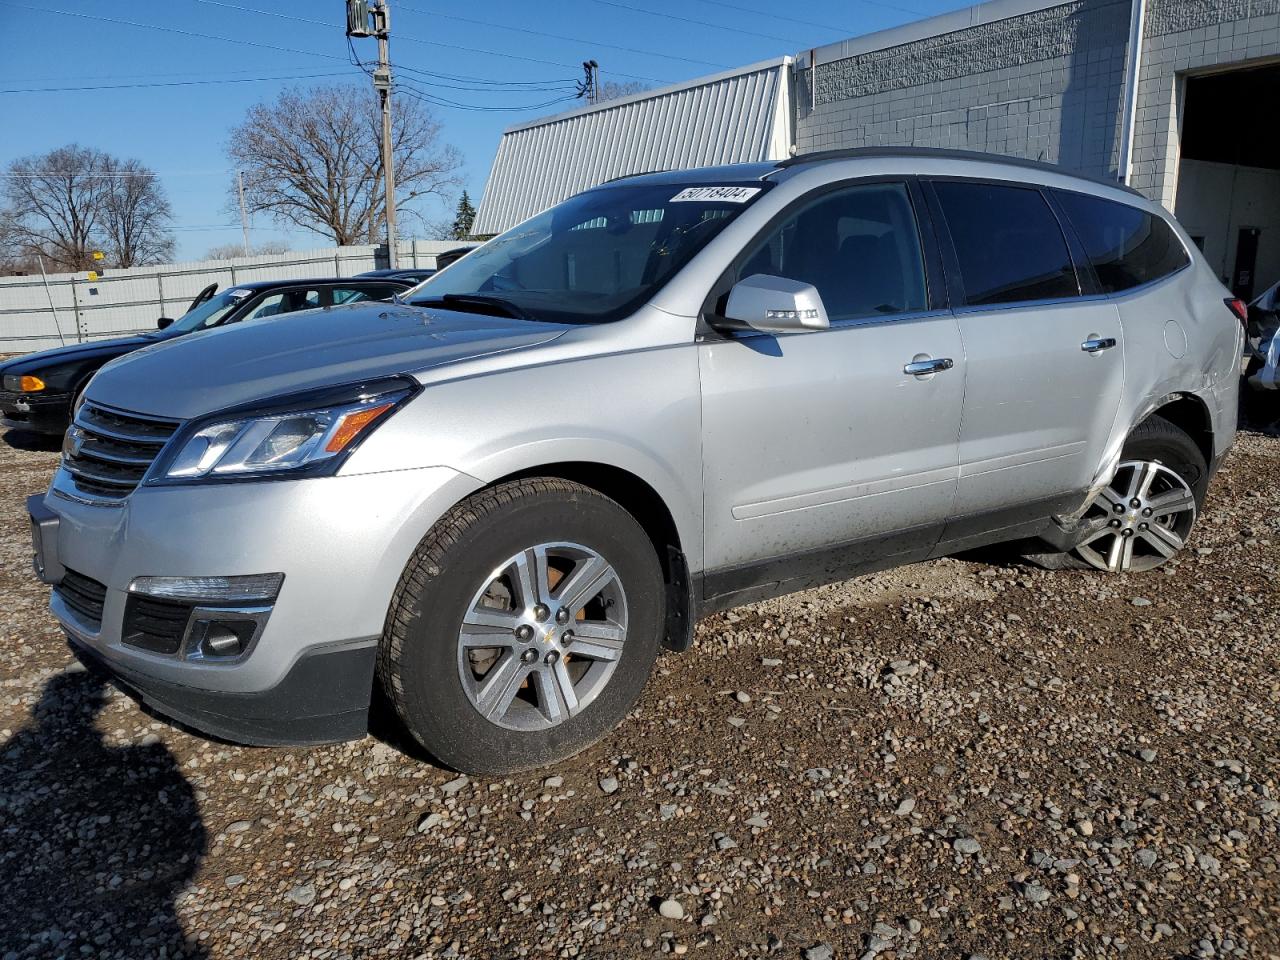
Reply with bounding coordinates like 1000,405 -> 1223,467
168,288 -> 253,334
407,181 -> 770,323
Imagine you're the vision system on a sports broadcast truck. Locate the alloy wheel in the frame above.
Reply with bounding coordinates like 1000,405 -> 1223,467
1075,459 -> 1197,573
456,542 -> 628,731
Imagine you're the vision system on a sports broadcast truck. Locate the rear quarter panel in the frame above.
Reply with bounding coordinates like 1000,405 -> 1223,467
1109,248 -> 1241,473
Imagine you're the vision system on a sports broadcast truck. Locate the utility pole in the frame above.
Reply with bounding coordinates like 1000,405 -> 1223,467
580,60 -> 599,105
348,0 -> 397,268
375,0 -> 397,268
236,171 -> 251,257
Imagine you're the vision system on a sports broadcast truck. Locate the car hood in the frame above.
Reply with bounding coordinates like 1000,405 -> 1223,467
84,302 -> 570,420
0,332 -> 167,374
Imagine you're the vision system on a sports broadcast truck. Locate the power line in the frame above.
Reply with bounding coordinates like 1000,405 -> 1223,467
20,65 -> 330,83
190,0 -> 669,85
392,67 -> 580,93
395,79 -> 580,113
395,3 -> 731,69
583,0 -> 806,44
0,2 -> 353,65
0,71 -> 354,95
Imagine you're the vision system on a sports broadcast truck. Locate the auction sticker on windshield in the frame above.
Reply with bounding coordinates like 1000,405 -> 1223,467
670,186 -> 761,203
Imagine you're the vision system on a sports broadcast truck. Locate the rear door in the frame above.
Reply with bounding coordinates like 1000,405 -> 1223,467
698,180 -> 965,601
926,179 -> 1124,531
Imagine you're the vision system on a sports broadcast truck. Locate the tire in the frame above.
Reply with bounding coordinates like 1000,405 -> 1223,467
377,478 -> 665,774
1029,414 -> 1208,573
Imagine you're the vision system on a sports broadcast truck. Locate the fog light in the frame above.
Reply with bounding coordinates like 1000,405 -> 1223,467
190,617 -> 259,659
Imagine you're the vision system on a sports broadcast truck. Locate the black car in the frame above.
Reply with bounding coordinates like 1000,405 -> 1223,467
356,267 -> 437,282
0,276 -> 411,436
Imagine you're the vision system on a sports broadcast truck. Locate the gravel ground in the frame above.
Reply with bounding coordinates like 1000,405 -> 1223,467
0,425 -> 1278,960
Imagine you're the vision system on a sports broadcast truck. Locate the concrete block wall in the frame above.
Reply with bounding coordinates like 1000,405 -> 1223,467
1131,0 -> 1280,207
796,0 -> 1133,179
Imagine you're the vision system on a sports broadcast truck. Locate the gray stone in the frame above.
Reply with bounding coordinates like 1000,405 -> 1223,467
658,898 -> 685,920
599,776 -> 620,795
953,837 -> 981,855
287,882 -> 316,907
441,775 -> 469,796
1021,882 -> 1050,903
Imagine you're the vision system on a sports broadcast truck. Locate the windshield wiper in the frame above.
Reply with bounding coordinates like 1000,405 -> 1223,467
417,293 -> 529,320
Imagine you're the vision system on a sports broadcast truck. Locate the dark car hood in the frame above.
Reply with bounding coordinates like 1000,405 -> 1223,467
85,302 -> 569,420
0,331 -> 168,373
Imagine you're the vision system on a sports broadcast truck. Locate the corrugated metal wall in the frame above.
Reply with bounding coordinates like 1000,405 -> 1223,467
474,58 -> 793,236
0,240 -> 474,354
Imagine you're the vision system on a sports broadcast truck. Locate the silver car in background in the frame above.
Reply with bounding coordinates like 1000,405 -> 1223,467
28,148 -> 1243,773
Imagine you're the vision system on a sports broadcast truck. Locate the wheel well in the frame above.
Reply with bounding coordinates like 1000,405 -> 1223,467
490,462 -> 693,650
1146,394 -> 1213,467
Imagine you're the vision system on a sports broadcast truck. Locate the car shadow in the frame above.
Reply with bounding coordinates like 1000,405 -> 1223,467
2,428 -> 62,452
0,668 -> 207,957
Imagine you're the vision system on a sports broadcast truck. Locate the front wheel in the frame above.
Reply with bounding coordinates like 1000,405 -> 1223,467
1071,415 -> 1208,573
378,478 -> 664,774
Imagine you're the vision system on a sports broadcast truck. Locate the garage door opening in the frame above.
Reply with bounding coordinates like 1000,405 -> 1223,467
1174,61 -> 1280,300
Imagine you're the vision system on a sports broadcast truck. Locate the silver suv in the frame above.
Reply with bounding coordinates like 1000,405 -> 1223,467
28,149 -> 1243,773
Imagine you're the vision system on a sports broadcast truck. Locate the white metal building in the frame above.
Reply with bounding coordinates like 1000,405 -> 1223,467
472,58 -> 793,236
475,0 -> 1280,299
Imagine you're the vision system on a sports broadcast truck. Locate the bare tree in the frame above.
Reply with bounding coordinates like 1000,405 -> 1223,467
597,80 -> 651,102
102,159 -> 174,267
1,145 -> 173,271
204,240 -> 290,260
227,84 -> 462,245
3,145 -> 112,271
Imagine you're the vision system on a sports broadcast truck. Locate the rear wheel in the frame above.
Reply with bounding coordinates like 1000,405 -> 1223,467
378,478 -> 664,773
1034,415 -> 1208,573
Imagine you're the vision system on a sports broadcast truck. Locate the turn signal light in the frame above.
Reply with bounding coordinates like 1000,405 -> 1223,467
324,401 -> 394,453
8,375 -> 46,392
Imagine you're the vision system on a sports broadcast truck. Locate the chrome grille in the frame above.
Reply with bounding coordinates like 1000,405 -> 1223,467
61,402 -> 180,501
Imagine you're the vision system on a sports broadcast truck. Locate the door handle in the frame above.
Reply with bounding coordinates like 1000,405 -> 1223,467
1081,336 -> 1117,353
904,357 -> 954,376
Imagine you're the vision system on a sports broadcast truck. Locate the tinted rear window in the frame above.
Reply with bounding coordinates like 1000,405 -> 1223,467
1053,190 -> 1190,292
933,181 -> 1079,306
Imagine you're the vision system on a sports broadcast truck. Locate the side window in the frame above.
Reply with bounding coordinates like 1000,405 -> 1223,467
1052,191 -> 1190,292
933,181 -> 1079,306
241,288 -> 321,321
735,182 -> 928,322
332,284 -> 400,304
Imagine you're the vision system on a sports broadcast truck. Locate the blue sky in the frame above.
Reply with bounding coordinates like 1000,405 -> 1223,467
0,0 -> 968,260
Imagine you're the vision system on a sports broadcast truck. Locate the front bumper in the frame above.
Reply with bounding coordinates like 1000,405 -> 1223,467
1,390 -> 71,435
29,463 -> 480,744
67,633 -> 378,745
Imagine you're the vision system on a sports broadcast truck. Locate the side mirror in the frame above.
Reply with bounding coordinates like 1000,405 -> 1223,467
157,317 -> 174,330
716,274 -> 830,334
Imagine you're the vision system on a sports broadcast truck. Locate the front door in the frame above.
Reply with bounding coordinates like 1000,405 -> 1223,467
698,181 -> 965,605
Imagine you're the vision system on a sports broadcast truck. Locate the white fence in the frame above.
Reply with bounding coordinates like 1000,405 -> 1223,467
0,240 -> 475,353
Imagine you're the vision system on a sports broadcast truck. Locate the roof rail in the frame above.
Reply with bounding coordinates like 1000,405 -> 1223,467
602,169 -> 670,184
777,146 -> 1145,198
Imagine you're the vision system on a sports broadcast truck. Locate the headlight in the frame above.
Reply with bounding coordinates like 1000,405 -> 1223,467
159,380 -> 412,482
3,374 -> 45,392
